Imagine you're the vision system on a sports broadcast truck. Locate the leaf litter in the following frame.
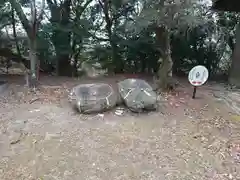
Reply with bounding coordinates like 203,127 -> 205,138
0,76 -> 240,179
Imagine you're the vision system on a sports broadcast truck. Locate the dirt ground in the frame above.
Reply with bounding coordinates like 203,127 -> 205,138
0,75 -> 240,180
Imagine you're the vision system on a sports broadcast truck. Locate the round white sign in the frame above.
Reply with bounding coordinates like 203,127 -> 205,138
188,65 -> 209,86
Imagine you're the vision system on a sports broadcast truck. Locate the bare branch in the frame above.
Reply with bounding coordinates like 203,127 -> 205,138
8,0 -> 31,35
79,0 -> 93,16
11,7 -> 22,57
43,10 -> 51,21
30,0 -> 37,25
98,0 -> 104,9
37,0 -> 46,22
90,33 -> 110,41
0,22 -> 11,30
46,0 -> 55,12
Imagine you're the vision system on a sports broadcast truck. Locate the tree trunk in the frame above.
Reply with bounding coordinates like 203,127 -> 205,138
53,30 -> 72,76
57,55 -> 73,76
9,0 -> 45,88
11,7 -> 22,57
47,0 -> 72,76
28,38 -> 38,87
71,49 -> 81,77
141,55 -> 147,73
157,53 -> 173,89
155,27 -> 173,89
229,23 -> 240,87
111,41 -> 122,73
99,0 -> 122,73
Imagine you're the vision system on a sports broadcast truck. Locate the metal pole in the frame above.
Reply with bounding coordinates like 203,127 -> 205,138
192,86 -> 197,99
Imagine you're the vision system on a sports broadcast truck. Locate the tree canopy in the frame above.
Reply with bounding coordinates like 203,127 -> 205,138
0,0 -> 238,88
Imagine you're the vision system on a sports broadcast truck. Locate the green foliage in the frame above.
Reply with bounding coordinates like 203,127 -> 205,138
119,30 -> 160,73
172,23 -> 222,76
217,12 -> 240,51
0,1 -> 11,31
88,45 -> 113,69
37,23 -> 55,64
127,0 -> 210,34
0,0 -> 238,78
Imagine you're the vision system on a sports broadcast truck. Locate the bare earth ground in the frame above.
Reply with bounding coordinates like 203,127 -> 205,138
0,75 -> 240,180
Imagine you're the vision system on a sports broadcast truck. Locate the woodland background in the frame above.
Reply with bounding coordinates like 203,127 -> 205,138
0,0 -> 239,87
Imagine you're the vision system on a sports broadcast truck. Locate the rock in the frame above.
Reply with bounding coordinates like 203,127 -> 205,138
69,83 -> 117,114
118,79 -> 157,112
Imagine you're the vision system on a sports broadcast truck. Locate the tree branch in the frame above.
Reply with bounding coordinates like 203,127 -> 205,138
11,6 -> 22,57
98,0 -> 104,9
99,0 -> 113,38
30,0 -> 37,25
46,0 -> 55,12
78,0 -> 93,16
91,34 -> 110,41
8,0 -> 31,36
0,47 -> 30,69
0,22 -> 11,30
43,10 -> 51,21
37,0 -> 46,22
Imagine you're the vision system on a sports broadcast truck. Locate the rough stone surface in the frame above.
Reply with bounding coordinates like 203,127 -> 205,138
118,79 -> 157,112
69,83 -> 117,113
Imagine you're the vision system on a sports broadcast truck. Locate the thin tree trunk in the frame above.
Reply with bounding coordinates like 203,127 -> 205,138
47,0 -> 73,76
110,40 -> 121,72
28,38 -> 37,87
229,23 -> 240,87
57,55 -> 73,76
99,0 -> 122,73
141,54 -> 147,73
9,0 -> 45,88
11,7 -> 21,57
155,27 -> 173,89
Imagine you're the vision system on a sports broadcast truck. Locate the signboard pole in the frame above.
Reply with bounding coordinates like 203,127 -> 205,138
192,86 -> 197,99
188,65 -> 209,99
